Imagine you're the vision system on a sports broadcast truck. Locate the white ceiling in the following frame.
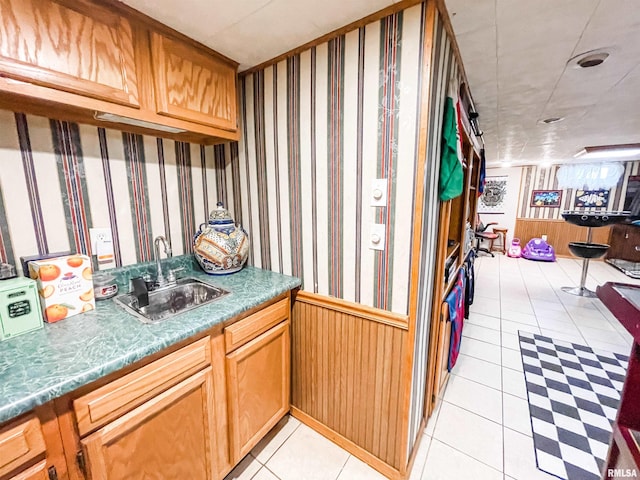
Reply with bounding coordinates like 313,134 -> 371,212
445,0 -> 640,166
120,0 -> 397,71
121,0 -> 640,167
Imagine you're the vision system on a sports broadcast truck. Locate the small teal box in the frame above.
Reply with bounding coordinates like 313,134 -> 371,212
0,277 -> 44,341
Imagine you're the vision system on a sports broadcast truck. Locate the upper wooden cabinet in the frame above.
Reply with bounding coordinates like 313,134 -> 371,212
0,0 -> 140,107
150,33 -> 237,131
0,0 -> 239,143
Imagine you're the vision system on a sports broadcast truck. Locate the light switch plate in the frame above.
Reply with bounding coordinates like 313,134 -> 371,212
369,223 -> 386,251
371,179 -> 388,207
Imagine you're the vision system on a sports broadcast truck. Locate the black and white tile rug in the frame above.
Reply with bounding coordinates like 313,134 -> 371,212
518,331 -> 629,480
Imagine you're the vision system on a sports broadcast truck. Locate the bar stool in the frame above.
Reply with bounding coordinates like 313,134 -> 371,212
491,227 -> 508,255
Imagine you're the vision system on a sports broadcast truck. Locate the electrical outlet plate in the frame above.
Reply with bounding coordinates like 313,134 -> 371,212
89,228 -> 113,252
369,223 -> 386,251
371,178 -> 388,207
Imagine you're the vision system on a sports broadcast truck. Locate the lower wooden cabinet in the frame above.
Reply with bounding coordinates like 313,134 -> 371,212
226,321 -> 290,463
80,368 -> 217,480
0,294 -> 292,480
608,224 -> 640,262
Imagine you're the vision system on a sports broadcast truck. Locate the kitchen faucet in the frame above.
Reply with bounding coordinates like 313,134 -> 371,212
154,235 -> 172,287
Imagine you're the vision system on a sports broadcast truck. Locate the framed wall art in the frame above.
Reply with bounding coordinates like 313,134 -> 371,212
478,176 -> 508,214
575,189 -> 610,208
530,189 -> 562,208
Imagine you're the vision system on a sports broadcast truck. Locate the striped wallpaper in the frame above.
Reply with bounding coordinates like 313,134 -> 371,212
408,7 -> 458,454
0,110 -> 236,270
518,160 -> 640,219
236,3 -> 426,315
0,2 -> 431,317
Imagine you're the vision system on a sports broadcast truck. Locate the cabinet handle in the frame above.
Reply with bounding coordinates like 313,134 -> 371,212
77,450 -> 87,476
48,466 -> 58,480
635,246 -> 640,252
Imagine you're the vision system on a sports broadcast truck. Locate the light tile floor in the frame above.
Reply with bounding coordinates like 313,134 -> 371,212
225,256 -> 639,480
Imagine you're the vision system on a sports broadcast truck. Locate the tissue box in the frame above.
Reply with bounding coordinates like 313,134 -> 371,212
29,255 -> 95,323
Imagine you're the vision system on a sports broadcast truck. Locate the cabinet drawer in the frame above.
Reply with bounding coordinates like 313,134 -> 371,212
225,298 -> 289,353
74,337 -> 211,436
0,415 -> 45,478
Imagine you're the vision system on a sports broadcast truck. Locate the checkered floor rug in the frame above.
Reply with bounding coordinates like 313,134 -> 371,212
518,332 -> 629,480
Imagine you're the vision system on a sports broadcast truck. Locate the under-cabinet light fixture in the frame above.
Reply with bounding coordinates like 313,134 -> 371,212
574,144 -> 640,160
94,112 -> 187,134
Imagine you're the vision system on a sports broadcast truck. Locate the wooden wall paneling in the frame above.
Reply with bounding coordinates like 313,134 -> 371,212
0,0 -> 140,107
291,292 -> 408,474
514,218 -> 611,257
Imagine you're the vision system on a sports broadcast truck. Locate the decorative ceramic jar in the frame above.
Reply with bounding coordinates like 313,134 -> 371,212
193,203 -> 250,275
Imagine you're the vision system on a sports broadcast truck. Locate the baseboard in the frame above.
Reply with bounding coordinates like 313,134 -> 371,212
290,406 -> 404,480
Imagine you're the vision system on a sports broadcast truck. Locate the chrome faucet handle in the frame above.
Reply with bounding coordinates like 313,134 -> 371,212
166,267 -> 184,283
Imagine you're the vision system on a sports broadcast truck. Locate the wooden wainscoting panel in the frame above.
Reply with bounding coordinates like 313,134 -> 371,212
514,218 -> 611,258
292,292 -> 407,471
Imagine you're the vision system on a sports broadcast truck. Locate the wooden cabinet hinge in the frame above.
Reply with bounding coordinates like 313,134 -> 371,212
76,450 -> 87,476
48,466 -> 58,480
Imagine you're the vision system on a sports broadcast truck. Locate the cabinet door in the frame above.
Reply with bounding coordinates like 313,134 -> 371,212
0,415 -> 46,479
81,368 -> 217,480
226,321 -> 290,463
150,32 -> 237,130
0,0 -> 139,107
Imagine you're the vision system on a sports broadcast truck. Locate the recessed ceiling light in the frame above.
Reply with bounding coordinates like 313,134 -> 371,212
575,144 -> 640,159
501,161 -> 512,167
569,49 -> 612,69
577,53 -> 609,68
540,117 -> 564,125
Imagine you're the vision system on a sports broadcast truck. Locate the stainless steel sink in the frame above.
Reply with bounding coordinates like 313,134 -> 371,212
115,277 -> 230,324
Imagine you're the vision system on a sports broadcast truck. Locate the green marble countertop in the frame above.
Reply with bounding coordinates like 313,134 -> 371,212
0,261 -> 300,423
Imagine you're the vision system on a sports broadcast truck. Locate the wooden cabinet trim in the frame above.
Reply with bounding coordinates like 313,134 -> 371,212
73,337 -> 211,437
6,460 -> 48,480
225,298 -> 289,353
226,320 -> 290,462
81,367 -> 217,479
0,415 -> 45,478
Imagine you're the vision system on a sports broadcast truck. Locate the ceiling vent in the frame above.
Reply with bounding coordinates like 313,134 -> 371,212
569,49 -> 611,69
539,117 -> 564,125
